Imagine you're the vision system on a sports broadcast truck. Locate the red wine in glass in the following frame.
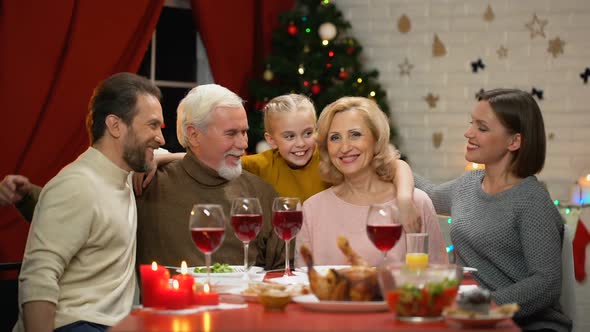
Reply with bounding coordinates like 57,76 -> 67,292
190,227 -> 225,252
231,214 -> 263,242
272,197 -> 302,277
366,203 -> 401,260
366,224 -> 403,252
272,210 -> 303,241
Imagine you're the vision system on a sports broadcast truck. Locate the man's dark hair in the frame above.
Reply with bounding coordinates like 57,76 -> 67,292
86,72 -> 161,144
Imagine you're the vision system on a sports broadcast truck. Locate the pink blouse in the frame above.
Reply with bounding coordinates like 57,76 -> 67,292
295,187 -> 448,267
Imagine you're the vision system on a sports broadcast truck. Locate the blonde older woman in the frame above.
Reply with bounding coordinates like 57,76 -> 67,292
295,97 -> 447,267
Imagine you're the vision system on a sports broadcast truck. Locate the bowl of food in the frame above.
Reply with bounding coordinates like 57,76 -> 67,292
378,264 -> 462,322
258,289 -> 291,311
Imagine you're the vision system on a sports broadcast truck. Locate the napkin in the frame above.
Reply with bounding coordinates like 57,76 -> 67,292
139,303 -> 248,315
268,272 -> 309,285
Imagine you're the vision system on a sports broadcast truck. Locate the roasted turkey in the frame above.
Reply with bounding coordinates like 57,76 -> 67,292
299,236 -> 382,301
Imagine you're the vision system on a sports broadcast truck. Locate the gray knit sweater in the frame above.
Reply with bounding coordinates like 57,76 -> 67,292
416,170 -> 572,332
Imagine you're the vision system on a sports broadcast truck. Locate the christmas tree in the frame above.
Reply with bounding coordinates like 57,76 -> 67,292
248,0 -> 399,152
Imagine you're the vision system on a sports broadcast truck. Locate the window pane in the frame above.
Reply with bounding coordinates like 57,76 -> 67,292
155,7 -> 197,82
137,42 -> 152,79
160,87 -> 191,153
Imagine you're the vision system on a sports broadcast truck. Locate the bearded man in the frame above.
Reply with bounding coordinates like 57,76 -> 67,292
135,84 -> 284,270
14,73 -> 165,332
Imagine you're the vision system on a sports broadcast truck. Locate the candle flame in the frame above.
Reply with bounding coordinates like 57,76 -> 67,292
204,283 -> 210,293
180,261 -> 188,275
172,279 -> 179,290
151,261 -> 157,271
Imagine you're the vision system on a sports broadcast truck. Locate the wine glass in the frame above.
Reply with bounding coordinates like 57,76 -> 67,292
272,197 -> 302,277
189,204 -> 226,286
366,203 -> 402,261
230,197 -> 263,277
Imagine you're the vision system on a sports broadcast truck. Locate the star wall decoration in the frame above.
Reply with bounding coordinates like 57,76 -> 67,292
531,87 -> 544,100
471,58 -> 485,73
581,67 -> 590,84
398,58 -> 414,76
525,13 -> 548,39
547,37 -> 565,58
497,45 -> 508,59
424,93 -> 439,108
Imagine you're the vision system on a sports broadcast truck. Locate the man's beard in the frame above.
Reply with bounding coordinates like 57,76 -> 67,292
217,149 -> 244,180
123,130 -> 152,173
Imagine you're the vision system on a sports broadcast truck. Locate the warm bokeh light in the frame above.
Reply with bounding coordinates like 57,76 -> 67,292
465,162 -> 485,171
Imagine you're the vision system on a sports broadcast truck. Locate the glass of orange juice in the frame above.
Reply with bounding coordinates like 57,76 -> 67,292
405,233 -> 429,269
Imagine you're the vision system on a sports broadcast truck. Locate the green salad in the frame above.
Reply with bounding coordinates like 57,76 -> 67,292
194,263 -> 235,273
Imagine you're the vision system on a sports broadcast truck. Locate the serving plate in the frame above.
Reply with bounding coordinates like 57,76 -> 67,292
292,294 -> 388,312
443,312 -> 513,327
179,265 -> 263,278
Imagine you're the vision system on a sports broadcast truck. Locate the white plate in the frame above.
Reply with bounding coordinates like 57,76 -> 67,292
292,294 -> 388,312
443,312 -> 513,327
180,265 -> 264,278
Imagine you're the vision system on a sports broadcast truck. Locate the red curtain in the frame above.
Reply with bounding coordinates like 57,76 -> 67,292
0,0 -> 164,277
190,0 -> 295,99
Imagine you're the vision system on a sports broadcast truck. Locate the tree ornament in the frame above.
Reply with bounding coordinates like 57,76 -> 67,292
287,23 -> 298,36
432,132 -> 443,149
531,87 -> 544,100
263,68 -> 274,81
397,14 -> 411,33
318,22 -> 337,40
432,34 -> 447,57
424,93 -> 439,108
311,82 -> 321,95
470,58 -> 485,73
483,5 -> 494,22
547,37 -> 565,58
346,47 -> 355,55
303,44 -> 310,53
338,68 -> 349,80
525,13 -> 548,39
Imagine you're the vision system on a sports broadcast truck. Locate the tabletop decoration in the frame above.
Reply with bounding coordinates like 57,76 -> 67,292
172,261 -> 195,305
160,280 -> 192,310
139,261 -> 170,308
194,283 -> 220,306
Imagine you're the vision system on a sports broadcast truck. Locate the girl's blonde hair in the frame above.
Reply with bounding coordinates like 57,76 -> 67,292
317,96 -> 400,185
262,94 -> 316,133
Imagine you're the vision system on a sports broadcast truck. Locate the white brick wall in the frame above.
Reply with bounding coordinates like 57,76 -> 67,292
336,0 -> 589,330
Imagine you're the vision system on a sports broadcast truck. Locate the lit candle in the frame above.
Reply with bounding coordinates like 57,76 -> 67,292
140,261 -> 170,308
193,283 -> 219,306
172,261 -> 194,305
160,280 -> 191,310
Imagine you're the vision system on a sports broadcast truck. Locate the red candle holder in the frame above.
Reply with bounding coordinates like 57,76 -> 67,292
194,283 -> 219,306
139,262 -> 169,308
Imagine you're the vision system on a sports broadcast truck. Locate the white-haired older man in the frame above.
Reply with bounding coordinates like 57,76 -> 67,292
135,84 -> 284,270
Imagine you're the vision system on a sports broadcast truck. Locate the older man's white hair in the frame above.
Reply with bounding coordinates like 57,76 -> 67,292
176,84 -> 243,148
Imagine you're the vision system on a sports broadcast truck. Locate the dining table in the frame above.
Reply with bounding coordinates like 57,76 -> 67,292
110,271 -> 521,332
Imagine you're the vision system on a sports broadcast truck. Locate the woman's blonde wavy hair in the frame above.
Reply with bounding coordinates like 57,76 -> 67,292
317,97 -> 399,185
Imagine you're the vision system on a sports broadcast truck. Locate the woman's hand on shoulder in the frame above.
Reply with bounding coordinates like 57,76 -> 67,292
398,197 -> 421,233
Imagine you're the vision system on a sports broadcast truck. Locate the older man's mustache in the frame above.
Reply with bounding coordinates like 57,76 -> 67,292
224,150 -> 245,158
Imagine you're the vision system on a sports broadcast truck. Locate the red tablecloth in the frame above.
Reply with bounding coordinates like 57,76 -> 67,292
110,273 -> 519,332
